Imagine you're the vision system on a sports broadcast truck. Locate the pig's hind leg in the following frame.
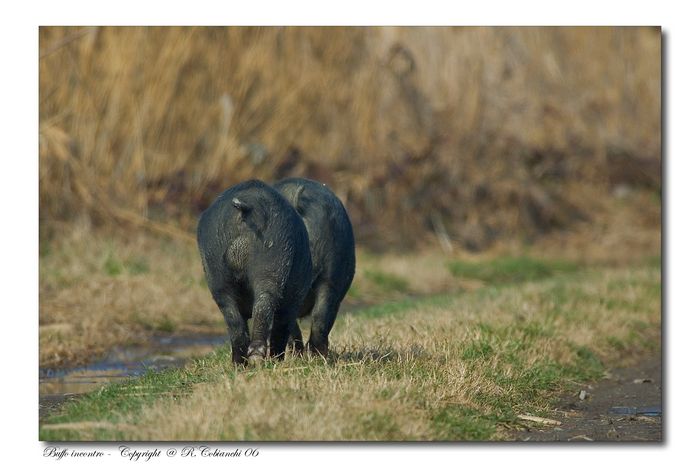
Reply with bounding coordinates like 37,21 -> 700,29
308,283 -> 341,357
214,292 -> 249,365
248,292 -> 277,362
288,321 -> 305,355
287,292 -> 314,355
270,314 -> 295,360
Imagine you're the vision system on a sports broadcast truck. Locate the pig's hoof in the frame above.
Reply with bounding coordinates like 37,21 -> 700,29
247,354 -> 264,366
232,355 -> 246,366
308,342 -> 329,358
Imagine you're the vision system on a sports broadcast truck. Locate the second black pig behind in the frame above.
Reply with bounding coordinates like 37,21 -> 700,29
197,179 -> 313,364
274,177 -> 356,356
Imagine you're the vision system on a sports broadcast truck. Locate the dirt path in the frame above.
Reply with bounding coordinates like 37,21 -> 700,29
514,355 -> 662,441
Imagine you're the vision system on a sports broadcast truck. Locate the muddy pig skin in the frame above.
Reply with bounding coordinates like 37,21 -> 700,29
197,179 -> 313,364
273,178 -> 356,356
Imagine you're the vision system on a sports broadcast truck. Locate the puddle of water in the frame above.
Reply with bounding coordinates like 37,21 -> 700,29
38,302 -> 388,419
609,406 -> 662,417
39,334 -> 228,418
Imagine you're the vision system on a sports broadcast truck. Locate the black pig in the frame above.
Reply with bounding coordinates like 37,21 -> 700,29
274,178 -> 356,356
197,179 -> 313,364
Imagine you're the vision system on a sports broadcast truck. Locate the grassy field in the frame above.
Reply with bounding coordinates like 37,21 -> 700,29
40,257 -> 660,441
39,200 -> 659,369
39,228 -> 466,368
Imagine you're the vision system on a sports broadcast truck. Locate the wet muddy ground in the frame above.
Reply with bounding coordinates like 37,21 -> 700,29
39,333 -> 228,420
513,356 -> 662,442
40,330 -> 662,442
38,301 -> 377,421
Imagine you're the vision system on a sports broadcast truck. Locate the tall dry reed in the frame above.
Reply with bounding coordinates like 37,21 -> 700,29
39,27 -> 660,250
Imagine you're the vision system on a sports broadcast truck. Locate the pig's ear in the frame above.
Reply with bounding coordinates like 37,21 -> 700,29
290,185 -> 305,211
231,198 -> 252,214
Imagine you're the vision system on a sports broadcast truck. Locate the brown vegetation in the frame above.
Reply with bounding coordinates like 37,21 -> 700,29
39,27 -> 660,250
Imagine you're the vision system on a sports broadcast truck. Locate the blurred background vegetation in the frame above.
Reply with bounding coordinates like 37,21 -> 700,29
39,26 -> 660,251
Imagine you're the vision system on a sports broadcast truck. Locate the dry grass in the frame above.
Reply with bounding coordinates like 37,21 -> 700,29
39,225 -> 217,367
526,187 -> 661,266
39,227 -> 467,367
39,26 -> 660,250
40,264 -> 660,441
39,184 -> 659,369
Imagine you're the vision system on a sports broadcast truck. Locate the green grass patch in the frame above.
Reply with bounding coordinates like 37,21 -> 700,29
464,323 -> 604,384
447,256 -> 579,284
155,317 -> 177,333
129,314 -> 177,333
431,406 -> 498,440
125,256 -> 150,275
364,269 -> 409,293
40,241 -> 52,258
462,339 -> 495,360
102,252 -> 123,276
352,293 -> 458,319
102,253 -> 150,277
346,283 -> 361,299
